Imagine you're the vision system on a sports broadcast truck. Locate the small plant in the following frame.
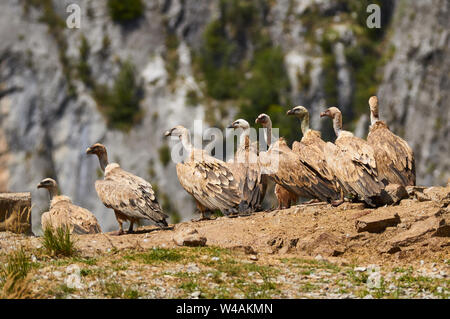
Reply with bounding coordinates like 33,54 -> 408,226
0,248 -> 35,299
41,225 -> 77,257
107,0 -> 144,23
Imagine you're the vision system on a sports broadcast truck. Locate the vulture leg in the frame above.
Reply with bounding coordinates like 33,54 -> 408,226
111,210 -> 127,236
193,202 -> 212,222
331,187 -> 345,207
127,220 -> 134,234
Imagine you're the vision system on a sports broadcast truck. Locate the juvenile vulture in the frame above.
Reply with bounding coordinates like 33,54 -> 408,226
228,119 -> 266,210
86,143 -> 168,235
287,106 -> 341,201
320,107 -> 384,206
165,125 -> 256,219
255,113 -> 337,204
37,178 -> 102,234
366,96 -> 416,186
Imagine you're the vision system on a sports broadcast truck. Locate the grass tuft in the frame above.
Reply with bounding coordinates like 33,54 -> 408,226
41,226 -> 77,257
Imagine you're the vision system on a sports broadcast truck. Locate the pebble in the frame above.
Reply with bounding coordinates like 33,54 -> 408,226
354,267 -> 366,272
190,291 -> 201,298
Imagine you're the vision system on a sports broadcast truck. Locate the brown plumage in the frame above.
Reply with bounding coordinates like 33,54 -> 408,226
86,143 -> 168,235
37,178 -> 101,234
228,119 -> 264,211
256,113 -> 338,203
287,106 -> 341,199
165,126 -> 256,219
320,107 -> 384,206
367,96 -> 416,186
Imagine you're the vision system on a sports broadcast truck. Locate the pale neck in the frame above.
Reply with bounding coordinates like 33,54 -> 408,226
333,114 -> 342,138
300,114 -> 310,135
239,127 -> 250,147
180,131 -> 193,154
98,153 -> 109,172
47,186 -> 58,200
264,119 -> 273,147
370,111 -> 379,125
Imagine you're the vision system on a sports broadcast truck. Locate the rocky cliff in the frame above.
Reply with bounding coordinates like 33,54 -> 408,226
0,0 -> 448,233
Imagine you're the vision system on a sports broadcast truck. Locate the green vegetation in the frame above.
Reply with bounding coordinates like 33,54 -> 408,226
94,61 -> 144,131
125,247 -> 183,264
186,90 -> 200,107
25,0 -> 75,96
103,281 -> 141,298
41,226 -> 77,257
192,0 -> 292,139
158,144 -> 171,167
107,0 -> 144,23
76,35 -> 93,88
0,248 -> 36,299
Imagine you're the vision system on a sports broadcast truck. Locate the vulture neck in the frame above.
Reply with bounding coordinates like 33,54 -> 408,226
299,114 -> 310,136
46,186 -> 58,200
239,128 -> 250,149
332,114 -> 343,138
263,120 -> 273,148
370,110 -> 380,125
180,131 -> 193,154
98,152 -> 109,172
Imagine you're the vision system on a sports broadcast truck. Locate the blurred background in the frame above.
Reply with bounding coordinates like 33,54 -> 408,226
0,0 -> 448,233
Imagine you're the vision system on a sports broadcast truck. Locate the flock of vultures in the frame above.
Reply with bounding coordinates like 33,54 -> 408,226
37,96 -> 415,235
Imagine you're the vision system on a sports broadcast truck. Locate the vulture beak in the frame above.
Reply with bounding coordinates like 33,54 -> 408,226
227,123 -> 235,129
255,117 -> 262,124
286,109 -> 294,116
86,147 -> 94,155
37,182 -> 44,189
164,130 -> 171,137
320,111 -> 327,118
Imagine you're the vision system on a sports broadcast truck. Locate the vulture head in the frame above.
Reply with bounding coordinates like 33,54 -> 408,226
37,178 -> 57,190
255,113 -> 272,127
320,107 -> 341,119
164,125 -> 189,139
86,143 -> 107,156
368,96 -> 379,121
287,105 -> 308,118
228,119 -> 250,130
37,178 -> 59,199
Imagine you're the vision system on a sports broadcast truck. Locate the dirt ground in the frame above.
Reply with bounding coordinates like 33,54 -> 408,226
0,184 -> 449,299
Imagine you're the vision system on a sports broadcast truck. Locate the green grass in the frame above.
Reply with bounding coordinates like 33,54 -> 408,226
0,248 -> 33,285
125,248 -> 183,264
41,226 -> 77,257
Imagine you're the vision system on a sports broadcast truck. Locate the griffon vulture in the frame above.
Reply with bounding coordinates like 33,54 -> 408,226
287,106 -> 341,201
86,143 -> 168,235
165,125 -> 262,219
255,113 -> 337,204
37,178 -> 102,234
320,107 -> 384,206
366,96 -> 416,186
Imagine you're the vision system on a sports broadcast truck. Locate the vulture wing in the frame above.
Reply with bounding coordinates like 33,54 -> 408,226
367,121 -> 415,186
95,166 -> 168,227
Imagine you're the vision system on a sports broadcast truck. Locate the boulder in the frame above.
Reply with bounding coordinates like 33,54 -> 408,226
378,184 -> 408,205
388,216 -> 450,248
298,232 -> 346,257
0,192 -> 32,234
173,228 -> 207,247
355,210 -> 401,233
